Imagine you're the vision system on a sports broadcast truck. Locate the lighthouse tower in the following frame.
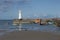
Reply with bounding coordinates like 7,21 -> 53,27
18,10 -> 22,19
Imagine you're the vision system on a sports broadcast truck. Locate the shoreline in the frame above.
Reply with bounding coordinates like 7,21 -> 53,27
0,31 -> 60,40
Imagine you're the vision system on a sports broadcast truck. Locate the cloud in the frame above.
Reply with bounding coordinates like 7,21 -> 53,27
34,14 -> 39,18
0,0 -> 31,13
43,14 -> 47,17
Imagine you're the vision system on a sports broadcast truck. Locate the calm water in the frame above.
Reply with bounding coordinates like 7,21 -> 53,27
0,20 -> 60,36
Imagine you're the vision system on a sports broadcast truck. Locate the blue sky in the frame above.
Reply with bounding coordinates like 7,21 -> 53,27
0,0 -> 60,19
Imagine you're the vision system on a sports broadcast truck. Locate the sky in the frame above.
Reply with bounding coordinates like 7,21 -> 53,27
0,0 -> 60,20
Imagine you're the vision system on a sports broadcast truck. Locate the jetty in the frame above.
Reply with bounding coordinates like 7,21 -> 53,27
54,19 -> 60,27
13,10 -> 50,25
12,10 -> 60,27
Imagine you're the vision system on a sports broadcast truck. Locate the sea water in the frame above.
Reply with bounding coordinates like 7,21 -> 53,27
0,20 -> 60,36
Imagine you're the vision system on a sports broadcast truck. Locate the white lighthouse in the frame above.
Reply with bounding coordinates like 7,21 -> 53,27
18,10 -> 22,19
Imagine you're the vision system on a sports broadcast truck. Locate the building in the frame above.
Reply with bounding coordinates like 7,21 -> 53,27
34,19 -> 41,24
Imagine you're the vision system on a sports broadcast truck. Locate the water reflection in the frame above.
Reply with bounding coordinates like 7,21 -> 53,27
18,24 -> 22,31
55,27 -> 60,32
15,24 -> 60,32
0,22 -> 60,35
